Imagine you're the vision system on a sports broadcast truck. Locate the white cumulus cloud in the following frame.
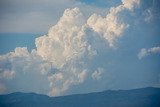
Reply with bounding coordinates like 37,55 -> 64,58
87,0 -> 140,47
138,46 -> 160,59
0,0 -> 141,96
122,0 -> 140,10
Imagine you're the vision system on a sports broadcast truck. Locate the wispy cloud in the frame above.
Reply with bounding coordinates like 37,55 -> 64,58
92,68 -> 104,80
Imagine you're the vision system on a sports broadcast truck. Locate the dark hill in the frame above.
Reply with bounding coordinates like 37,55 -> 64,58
0,87 -> 160,107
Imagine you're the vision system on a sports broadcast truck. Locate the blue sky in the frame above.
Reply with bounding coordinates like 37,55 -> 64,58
0,33 -> 42,54
0,0 -> 160,96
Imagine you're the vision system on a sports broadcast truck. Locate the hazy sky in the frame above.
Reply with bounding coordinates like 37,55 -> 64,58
0,0 -> 160,96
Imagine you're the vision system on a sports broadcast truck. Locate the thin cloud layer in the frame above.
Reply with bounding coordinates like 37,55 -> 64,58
0,0 -> 140,96
0,83 -> 6,93
0,0 -> 107,33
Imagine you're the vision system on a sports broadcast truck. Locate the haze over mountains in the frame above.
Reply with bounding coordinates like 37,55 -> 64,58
0,87 -> 160,107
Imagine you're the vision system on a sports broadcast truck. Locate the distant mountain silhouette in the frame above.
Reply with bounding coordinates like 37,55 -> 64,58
0,87 -> 160,107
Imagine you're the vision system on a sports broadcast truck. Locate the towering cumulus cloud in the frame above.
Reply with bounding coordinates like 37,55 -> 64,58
0,0 -> 140,96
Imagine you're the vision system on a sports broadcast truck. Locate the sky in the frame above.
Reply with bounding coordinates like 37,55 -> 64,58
0,0 -> 160,96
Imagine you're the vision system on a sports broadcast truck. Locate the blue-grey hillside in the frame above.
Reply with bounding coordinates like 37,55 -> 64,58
0,87 -> 160,107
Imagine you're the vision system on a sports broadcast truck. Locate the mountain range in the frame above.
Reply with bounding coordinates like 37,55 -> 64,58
0,87 -> 160,107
